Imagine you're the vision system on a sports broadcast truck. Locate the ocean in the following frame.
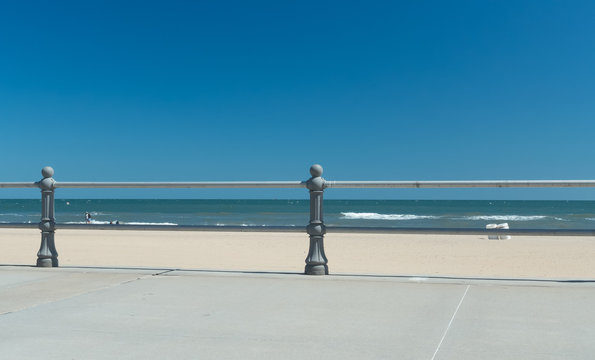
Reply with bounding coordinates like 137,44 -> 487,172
2,199 -> 595,229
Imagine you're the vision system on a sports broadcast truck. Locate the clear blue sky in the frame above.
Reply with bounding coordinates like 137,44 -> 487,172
1,0 -> 595,199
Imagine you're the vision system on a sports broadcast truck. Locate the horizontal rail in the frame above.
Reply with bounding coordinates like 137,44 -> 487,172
2,223 -> 594,236
326,180 -> 595,188
54,181 -> 306,189
0,182 -> 39,188
3,180 -> 595,189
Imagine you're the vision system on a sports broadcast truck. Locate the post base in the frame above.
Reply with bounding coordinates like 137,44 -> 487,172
305,264 -> 328,275
36,258 -> 53,267
36,257 -> 58,267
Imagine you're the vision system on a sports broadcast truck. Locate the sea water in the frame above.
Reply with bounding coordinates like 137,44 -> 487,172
2,199 -> 595,229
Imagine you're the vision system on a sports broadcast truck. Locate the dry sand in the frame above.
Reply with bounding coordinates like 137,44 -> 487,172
2,228 -> 595,279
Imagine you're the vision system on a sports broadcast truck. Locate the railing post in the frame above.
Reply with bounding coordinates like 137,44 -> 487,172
37,166 -> 58,267
305,164 -> 328,275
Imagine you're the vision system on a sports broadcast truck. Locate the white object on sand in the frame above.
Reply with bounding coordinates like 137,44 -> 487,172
486,223 -> 511,240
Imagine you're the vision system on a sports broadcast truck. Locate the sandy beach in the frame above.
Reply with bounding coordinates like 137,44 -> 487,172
2,228 -> 595,279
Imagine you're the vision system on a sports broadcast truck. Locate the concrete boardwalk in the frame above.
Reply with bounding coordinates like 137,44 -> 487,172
1,266 -> 595,360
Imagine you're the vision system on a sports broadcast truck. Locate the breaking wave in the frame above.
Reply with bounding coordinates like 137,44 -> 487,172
125,222 -> 177,226
461,215 -> 547,221
341,212 -> 440,220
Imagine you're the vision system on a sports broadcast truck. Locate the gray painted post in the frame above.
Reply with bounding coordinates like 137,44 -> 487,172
305,164 -> 328,275
37,166 -> 58,267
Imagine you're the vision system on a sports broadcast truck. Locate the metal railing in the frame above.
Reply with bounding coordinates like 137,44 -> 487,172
6,180 -> 595,189
2,165 -> 595,274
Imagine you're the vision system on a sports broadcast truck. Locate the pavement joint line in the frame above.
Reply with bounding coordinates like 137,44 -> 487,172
430,284 -> 470,360
116,269 -> 177,285
152,269 -> 176,276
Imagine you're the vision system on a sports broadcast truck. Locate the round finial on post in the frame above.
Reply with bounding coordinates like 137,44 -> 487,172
39,178 -> 55,190
310,164 -> 323,178
41,166 -> 54,178
307,164 -> 325,191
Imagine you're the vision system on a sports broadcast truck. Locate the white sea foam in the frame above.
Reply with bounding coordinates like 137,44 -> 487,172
463,215 -> 547,221
65,221 -> 177,225
123,222 -> 177,226
586,218 -> 595,222
215,223 -> 278,227
65,221 -> 112,224
65,219 -> 117,225
341,212 -> 439,220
